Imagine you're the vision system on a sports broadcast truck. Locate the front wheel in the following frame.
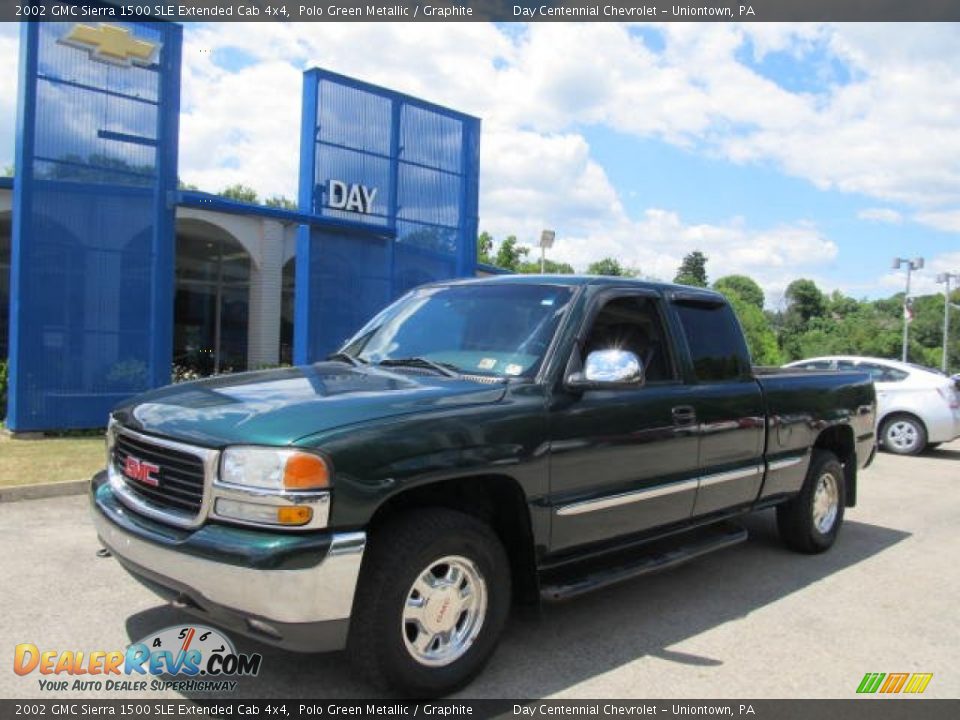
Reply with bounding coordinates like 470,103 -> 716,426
777,450 -> 845,554
880,413 -> 927,455
347,509 -> 511,697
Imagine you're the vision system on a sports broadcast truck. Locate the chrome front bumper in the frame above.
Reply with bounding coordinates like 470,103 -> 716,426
91,474 -> 365,651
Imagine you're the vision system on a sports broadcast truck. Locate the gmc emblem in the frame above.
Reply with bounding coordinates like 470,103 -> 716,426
123,456 -> 160,487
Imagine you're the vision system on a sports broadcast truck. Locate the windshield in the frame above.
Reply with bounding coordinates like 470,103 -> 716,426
341,283 -> 577,377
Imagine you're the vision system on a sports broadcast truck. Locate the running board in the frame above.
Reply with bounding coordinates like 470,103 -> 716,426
540,523 -> 748,601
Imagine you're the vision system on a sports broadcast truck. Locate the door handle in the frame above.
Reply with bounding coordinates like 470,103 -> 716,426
672,405 -> 697,426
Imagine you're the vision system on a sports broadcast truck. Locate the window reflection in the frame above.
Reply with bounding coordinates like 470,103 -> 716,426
174,233 -> 250,376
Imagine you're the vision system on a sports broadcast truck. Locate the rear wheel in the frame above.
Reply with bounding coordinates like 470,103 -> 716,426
347,508 -> 510,697
880,413 -> 927,455
777,450 -> 845,554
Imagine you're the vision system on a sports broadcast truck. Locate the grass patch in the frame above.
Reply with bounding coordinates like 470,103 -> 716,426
0,433 -> 106,487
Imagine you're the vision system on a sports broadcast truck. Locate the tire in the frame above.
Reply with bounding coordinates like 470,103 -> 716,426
777,450 -> 845,554
880,413 -> 927,455
347,508 -> 511,697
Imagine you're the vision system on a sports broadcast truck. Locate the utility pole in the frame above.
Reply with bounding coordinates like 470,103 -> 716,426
539,230 -> 555,274
936,272 -> 959,373
892,257 -> 924,363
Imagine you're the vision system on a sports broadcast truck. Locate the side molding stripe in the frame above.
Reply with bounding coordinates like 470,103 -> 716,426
556,478 -> 700,517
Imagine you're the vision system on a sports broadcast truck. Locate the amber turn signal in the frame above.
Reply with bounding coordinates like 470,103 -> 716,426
276,506 -> 313,526
282,452 -> 330,490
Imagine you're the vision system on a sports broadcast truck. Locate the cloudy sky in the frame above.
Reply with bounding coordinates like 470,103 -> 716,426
1,21 -> 959,307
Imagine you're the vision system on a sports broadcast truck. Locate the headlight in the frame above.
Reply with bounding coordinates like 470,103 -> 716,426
220,447 -> 331,492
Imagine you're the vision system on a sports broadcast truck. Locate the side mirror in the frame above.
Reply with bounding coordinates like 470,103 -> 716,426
566,349 -> 644,390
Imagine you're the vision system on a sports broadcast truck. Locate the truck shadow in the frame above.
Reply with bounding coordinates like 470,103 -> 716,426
125,511 -> 909,700
924,447 -> 960,461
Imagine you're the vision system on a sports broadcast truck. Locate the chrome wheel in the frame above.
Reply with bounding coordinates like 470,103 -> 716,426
812,471 -> 839,534
402,555 -> 488,667
885,419 -> 920,453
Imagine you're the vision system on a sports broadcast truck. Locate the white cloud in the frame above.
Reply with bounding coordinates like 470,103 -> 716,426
548,207 -> 837,305
914,210 -> 960,233
4,20 -> 959,300
858,208 -> 903,224
0,24 -> 20,171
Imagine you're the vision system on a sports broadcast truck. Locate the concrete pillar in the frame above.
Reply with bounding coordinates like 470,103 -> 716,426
247,219 -> 284,368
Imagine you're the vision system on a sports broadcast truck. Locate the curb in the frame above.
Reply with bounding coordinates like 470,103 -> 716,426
0,479 -> 88,503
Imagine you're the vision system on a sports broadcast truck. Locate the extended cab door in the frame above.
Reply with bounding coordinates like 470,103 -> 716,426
547,290 -> 700,552
670,293 -> 765,517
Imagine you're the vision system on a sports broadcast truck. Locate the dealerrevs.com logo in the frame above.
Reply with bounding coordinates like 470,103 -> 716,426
14,625 -> 262,693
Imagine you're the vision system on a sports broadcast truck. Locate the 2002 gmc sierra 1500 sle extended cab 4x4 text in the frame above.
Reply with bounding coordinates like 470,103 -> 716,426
91,276 -> 877,695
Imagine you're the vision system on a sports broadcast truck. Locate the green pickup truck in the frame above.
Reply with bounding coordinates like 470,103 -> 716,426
91,275 -> 877,695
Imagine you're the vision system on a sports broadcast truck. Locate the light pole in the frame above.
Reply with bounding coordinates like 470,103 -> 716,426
539,229 -> 555,274
892,257 -> 924,362
936,272 -> 959,373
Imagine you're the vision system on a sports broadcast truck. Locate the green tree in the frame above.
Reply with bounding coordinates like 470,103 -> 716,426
714,275 -> 764,309
826,290 -> 861,319
727,294 -> 782,366
784,279 -> 827,326
518,258 -> 575,274
177,178 -> 199,191
674,250 -> 709,287
477,231 -> 494,265
711,274 -> 779,365
779,278 -> 827,358
495,236 -> 530,272
220,184 -> 259,204
587,257 -> 629,277
265,195 -> 297,210
2,165 -> 13,178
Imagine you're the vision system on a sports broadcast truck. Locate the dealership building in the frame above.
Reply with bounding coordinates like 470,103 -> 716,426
1,20 -> 485,432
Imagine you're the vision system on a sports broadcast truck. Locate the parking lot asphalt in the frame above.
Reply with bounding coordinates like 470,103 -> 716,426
1,441 -> 958,700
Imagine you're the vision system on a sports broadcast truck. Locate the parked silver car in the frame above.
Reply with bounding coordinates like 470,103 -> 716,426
784,356 -> 960,455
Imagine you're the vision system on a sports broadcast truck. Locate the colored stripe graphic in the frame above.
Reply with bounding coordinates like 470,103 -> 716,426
880,673 -> 909,693
857,672 -> 933,694
857,673 -> 885,693
903,673 -> 933,694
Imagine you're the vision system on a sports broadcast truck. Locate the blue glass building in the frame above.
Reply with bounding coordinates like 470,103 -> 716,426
1,21 -> 480,432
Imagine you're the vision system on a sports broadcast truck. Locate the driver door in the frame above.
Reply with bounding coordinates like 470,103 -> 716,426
547,291 -> 700,552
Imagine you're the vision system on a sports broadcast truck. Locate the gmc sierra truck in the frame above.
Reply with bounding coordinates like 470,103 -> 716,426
91,276 -> 877,696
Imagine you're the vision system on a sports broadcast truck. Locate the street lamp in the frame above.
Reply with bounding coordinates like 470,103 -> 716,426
539,229 -> 556,274
892,257 -> 924,363
936,272 -> 959,373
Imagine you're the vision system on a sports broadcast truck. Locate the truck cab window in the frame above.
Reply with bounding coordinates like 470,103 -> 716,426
675,302 -> 751,381
581,296 -> 674,382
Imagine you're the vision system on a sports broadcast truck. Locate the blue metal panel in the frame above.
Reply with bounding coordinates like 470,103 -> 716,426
296,69 -> 481,361
294,70 -> 320,366
8,19 -> 181,430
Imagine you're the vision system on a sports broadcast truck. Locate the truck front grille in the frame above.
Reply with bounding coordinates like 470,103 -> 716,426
109,426 -> 217,527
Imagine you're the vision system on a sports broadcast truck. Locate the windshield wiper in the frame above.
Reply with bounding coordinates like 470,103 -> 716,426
378,357 -> 461,378
326,351 -> 366,367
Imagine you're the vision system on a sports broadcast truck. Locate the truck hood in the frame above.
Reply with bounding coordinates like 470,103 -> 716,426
112,363 -> 507,447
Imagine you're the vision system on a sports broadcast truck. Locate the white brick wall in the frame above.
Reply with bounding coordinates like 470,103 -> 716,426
246,219 -> 285,369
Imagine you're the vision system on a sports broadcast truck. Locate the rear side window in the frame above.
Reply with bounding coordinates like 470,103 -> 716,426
675,302 -> 751,381
838,360 -> 908,382
859,362 -> 908,382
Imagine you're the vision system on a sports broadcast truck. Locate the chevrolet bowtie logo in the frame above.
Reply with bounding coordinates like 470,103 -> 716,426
60,24 -> 159,68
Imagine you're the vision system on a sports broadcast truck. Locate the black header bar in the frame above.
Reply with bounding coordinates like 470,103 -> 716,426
1,700 -> 959,719
4,0 -> 960,22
